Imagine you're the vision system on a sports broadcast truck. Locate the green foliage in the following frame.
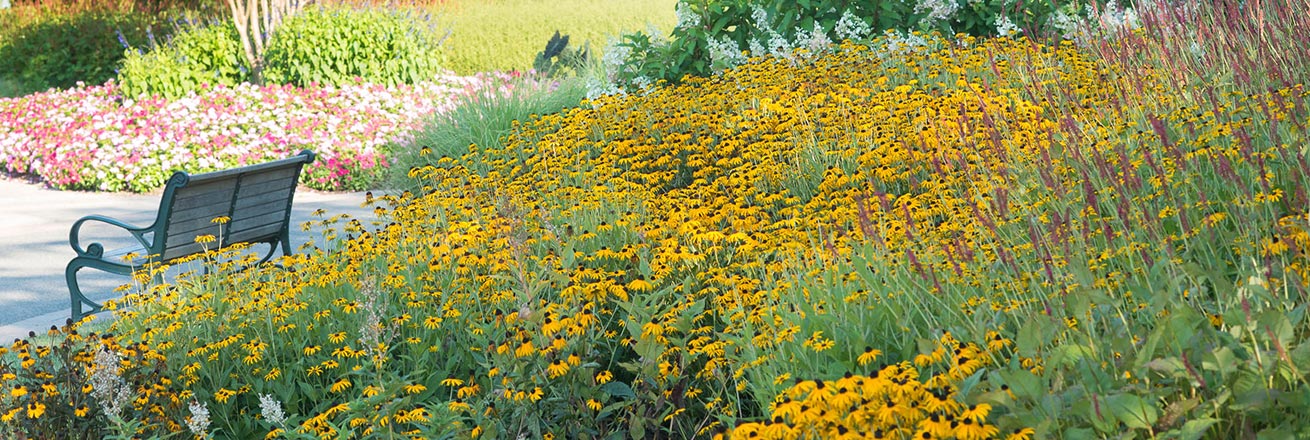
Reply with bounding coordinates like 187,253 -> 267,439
532,31 -> 590,78
0,77 -> 24,99
606,0 -> 1073,90
117,21 -> 249,99
261,6 -> 446,88
0,10 -> 170,94
383,75 -> 589,193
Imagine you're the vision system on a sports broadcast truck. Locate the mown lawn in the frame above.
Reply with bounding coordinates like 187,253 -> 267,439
413,0 -> 676,74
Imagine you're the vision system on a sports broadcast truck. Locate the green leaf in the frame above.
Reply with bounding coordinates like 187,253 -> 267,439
629,417 -> 646,440
1016,316 -> 1046,357
601,381 -> 636,400
1107,394 -> 1158,430
998,367 -> 1043,400
1175,417 -> 1219,440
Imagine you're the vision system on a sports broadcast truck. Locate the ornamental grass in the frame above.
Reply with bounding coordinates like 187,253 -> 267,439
3,30 -> 1309,439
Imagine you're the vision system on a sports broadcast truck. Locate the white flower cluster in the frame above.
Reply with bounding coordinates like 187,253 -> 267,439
751,6 -> 795,61
187,400 -> 211,436
834,10 -> 873,42
589,38 -> 639,100
90,349 -> 133,419
357,277 -> 392,359
259,393 -> 287,427
914,0 -> 960,26
994,14 -> 1019,37
707,36 -> 747,73
794,22 -> 833,55
878,29 -> 931,58
675,2 -> 701,29
1051,0 -> 1142,46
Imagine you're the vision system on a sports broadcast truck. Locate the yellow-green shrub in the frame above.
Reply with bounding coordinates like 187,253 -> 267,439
261,6 -> 445,87
117,21 -> 248,99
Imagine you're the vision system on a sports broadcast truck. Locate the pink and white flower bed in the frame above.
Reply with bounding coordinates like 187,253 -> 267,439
0,72 -> 522,192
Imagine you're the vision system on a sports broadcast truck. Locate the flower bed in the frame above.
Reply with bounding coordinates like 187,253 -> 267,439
2,33 -> 1309,439
0,72 -> 523,192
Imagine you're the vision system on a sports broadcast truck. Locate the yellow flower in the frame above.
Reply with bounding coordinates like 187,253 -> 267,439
586,399 -> 603,411
25,402 -> 46,419
954,417 -> 1000,440
547,360 -> 570,378
447,399 -> 471,412
441,377 -> 465,387
404,383 -> 427,395
959,403 -> 993,423
10,385 -> 27,397
330,378 -> 352,393
264,368 -> 281,381
858,346 -> 882,366
215,388 -> 236,404
1006,427 -> 1036,440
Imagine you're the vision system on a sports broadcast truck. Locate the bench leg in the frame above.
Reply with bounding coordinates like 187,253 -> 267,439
280,228 -> 294,258
66,258 -> 104,323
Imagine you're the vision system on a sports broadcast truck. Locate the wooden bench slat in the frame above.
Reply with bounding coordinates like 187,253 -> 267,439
234,186 -> 296,210
229,211 -> 289,231
226,223 -> 287,245
172,179 -> 239,204
166,204 -> 235,226
232,166 -> 299,185
161,242 -> 214,261
237,199 -> 296,220
237,179 -> 297,199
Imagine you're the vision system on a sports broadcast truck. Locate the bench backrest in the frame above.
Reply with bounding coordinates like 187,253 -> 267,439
150,151 -> 315,261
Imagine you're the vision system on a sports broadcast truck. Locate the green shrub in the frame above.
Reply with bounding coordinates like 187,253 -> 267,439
0,10 -> 169,93
603,0 -> 1077,92
117,21 -> 249,99
261,6 -> 446,88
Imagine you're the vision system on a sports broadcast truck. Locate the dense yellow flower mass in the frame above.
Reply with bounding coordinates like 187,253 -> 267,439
726,333 -> 1006,440
4,32 -> 1308,439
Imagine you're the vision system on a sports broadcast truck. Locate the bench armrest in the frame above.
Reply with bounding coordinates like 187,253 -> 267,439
68,214 -> 154,259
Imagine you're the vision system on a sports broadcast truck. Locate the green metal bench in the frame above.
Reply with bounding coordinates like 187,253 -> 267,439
66,150 -> 315,321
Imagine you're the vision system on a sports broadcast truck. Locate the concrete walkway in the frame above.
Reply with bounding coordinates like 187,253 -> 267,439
0,175 -> 379,341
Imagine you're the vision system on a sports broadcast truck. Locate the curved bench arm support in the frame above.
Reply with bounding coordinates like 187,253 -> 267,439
68,215 -> 154,258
